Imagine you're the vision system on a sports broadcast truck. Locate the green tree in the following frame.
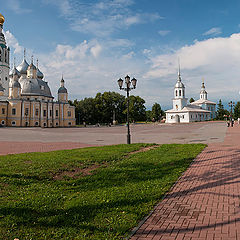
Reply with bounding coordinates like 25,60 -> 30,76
189,97 -> 195,103
234,102 -> 240,119
151,103 -> 164,121
216,99 -> 225,120
125,95 -> 146,122
146,110 -> 152,122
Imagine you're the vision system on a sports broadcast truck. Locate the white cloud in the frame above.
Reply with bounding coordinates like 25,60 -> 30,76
42,0 -> 163,36
158,30 -> 171,36
6,0 -> 32,14
4,30 -> 23,55
203,27 -> 222,36
145,33 -> 240,106
90,43 -> 102,58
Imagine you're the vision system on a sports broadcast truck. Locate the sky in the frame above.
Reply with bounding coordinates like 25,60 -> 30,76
1,0 -> 240,110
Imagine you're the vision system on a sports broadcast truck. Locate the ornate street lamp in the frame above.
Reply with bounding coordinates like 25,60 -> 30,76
228,101 -> 235,127
117,75 -> 137,144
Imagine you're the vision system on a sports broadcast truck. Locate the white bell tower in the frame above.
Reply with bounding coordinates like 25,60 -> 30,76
172,63 -> 188,110
0,13 -> 10,97
200,78 -> 207,100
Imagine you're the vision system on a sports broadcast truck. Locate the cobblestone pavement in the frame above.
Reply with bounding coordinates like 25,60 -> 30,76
0,122 -> 226,155
130,124 -> 240,240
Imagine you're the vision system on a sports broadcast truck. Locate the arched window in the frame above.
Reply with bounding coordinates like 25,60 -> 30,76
175,90 -> 178,96
0,49 -> 2,62
179,90 -> 181,96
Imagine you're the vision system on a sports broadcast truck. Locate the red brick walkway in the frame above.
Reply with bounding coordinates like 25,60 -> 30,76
0,142 -> 97,155
131,124 -> 240,240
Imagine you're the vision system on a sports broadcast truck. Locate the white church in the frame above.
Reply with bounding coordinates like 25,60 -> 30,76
166,68 -> 216,123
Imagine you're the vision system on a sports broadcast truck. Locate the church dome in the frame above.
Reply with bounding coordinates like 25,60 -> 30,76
0,13 -> 5,25
37,68 -> 44,79
28,63 -> 37,70
9,67 -> 21,78
58,86 -> 67,93
175,81 -> 184,88
17,59 -> 29,74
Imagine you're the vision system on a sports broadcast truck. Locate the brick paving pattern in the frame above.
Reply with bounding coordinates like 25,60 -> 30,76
131,124 -> 240,240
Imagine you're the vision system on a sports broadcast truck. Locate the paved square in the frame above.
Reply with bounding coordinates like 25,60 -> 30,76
0,121 -> 226,155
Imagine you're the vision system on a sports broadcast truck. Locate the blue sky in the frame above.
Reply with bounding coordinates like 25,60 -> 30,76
1,0 -> 240,109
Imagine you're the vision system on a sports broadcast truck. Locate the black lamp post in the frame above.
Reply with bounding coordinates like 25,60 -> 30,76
117,75 -> 137,144
228,101 -> 235,127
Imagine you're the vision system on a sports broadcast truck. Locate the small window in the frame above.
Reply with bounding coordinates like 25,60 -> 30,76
35,98 -> 38,101
12,108 -> 16,115
56,110 -> 59,117
35,122 -> 39,126
5,77 -> 7,81
50,110 -> 52,117
43,122 -> 46,127
25,122 -> 28,126
27,98 -> 30,100
43,110 -> 46,117
12,121 -> 16,126
68,122 -> 71,126
179,90 -> 181,96
182,115 -> 184,119
25,108 -> 29,116
35,109 -> 39,116
176,90 -> 178,96
68,111 -> 71,117
2,108 -> 5,114
1,120 -> 5,125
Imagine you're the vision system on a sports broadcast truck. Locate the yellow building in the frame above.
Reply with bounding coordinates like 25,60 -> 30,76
0,13 -> 75,127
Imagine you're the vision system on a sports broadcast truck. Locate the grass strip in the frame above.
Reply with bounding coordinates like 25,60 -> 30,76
0,143 -> 205,239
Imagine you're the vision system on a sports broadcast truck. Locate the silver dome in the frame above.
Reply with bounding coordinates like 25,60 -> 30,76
19,77 -> 53,98
16,59 -> 29,74
58,86 -> 67,94
37,68 -> 44,79
175,81 -> 185,88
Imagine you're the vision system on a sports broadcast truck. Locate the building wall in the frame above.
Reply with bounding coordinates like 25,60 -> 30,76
0,98 -> 76,127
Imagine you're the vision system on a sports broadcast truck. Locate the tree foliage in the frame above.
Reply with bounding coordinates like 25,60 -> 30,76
234,101 -> 240,119
151,103 -> 164,121
216,99 -> 229,120
189,97 -> 195,103
72,91 -> 147,124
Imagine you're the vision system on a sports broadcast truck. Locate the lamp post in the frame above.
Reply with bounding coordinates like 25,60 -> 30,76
228,101 -> 235,127
117,75 -> 137,144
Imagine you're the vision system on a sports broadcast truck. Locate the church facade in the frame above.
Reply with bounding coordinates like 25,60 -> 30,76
166,68 -> 216,123
0,13 -> 75,127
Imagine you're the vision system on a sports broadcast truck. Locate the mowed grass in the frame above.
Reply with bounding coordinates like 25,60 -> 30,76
0,143 -> 206,240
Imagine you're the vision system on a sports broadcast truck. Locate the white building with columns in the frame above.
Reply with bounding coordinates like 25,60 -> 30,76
165,68 -> 215,123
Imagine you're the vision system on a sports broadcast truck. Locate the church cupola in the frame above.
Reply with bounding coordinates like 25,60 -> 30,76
200,78 -> 207,100
17,49 -> 29,76
27,56 -> 37,79
9,66 -> 21,99
58,76 -> 68,102
36,59 -> 44,79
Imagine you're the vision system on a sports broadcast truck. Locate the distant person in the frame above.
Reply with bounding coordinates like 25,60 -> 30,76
227,120 -> 230,127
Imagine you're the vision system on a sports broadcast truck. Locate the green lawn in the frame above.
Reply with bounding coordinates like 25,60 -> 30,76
0,143 -> 206,240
